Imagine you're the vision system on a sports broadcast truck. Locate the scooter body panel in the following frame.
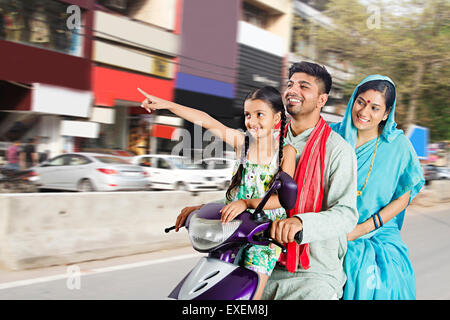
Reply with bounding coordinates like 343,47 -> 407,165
169,257 -> 258,300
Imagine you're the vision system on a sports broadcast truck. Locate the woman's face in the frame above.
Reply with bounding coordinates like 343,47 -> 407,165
351,89 -> 389,136
244,99 -> 281,139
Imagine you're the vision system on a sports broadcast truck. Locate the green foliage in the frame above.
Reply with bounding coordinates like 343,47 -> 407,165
295,0 -> 450,141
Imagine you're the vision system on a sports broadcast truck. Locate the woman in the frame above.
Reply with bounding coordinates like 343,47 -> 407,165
330,75 -> 425,300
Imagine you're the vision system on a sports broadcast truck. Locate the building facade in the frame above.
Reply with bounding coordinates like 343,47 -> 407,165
0,0 -> 94,159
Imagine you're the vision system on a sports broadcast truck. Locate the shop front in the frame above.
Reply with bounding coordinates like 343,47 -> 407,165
80,65 -> 176,156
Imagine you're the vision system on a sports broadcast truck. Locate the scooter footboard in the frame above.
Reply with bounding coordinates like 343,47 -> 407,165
169,257 -> 259,300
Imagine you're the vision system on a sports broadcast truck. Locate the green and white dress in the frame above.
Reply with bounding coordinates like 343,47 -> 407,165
226,151 -> 287,276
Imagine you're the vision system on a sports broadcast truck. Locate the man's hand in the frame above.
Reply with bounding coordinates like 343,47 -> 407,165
270,217 -> 303,244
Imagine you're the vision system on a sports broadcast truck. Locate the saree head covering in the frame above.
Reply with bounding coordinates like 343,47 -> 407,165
279,117 -> 331,272
330,75 -> 425,299
331,74 -> 403,147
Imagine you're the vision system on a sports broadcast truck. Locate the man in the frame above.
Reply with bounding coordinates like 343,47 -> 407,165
262,61 -> 358,300
20,137 -> 38,169
6,140 -> 20,170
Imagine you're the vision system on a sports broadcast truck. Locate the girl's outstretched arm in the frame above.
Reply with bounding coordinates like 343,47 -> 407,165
138,88 -> 244,150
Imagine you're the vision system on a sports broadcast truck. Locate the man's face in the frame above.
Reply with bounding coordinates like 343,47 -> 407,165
283,72 -> 326,118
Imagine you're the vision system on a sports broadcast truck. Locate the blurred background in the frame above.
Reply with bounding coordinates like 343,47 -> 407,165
0,0 -> 448,299
0,0 -> 448,167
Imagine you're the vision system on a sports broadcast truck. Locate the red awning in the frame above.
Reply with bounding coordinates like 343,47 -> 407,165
92,66 -> 175,107
152,124 -> 177,140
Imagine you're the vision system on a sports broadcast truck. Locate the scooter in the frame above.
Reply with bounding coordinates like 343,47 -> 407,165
165,171 -> 301,300
0,167 -> 39,193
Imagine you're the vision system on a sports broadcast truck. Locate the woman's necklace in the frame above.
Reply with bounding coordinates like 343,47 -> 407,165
357,135 -> 380,197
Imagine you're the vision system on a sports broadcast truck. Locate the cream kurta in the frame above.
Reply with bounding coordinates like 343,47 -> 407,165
262,125 -> 358,300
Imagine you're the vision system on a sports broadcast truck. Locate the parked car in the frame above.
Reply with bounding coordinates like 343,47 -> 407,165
195,157 -> 236,190
436,167 -> 450,180
131,154 -> 218,192
423,164 -> 439,185
32,153 -> 151,192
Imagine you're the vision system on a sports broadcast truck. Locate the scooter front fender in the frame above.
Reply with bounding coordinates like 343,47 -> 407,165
169,257 -> 258,300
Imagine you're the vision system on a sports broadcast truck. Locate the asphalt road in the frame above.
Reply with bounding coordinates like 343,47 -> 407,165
0,203 -> 448,300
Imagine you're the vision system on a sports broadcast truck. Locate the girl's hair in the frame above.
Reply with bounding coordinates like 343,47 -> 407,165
226,86 -> 287,202
354,79 -> 396,128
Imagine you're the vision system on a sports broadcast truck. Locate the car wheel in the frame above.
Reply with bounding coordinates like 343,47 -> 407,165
221,180 -> 230,190
78,179 -> 95,192
176,182 -> 188,192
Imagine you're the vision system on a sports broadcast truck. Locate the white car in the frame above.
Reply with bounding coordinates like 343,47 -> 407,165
436,167 -> 450,180
33,153 -> 151,192
195,157 -> 236,190
131,155 -> 218,192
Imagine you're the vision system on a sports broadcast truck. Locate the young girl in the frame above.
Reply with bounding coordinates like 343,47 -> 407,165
139,86 -> 296,300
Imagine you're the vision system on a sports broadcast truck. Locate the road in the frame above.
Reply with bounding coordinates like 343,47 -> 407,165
0,203 -> 448,300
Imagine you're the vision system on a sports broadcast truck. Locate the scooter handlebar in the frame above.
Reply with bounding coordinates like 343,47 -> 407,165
164,226 -> 176,233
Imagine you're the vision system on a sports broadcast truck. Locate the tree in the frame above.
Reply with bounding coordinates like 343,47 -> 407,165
301,0 -> 450,140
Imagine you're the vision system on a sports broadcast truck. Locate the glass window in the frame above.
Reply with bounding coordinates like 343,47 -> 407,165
94,156 -> 129,164
70,155 -> 90,165
242,2 -> 268,28
139,157 -> 152,167
0,0 -> 85,57
47,155 -> 69,166
157,158 -> 171,169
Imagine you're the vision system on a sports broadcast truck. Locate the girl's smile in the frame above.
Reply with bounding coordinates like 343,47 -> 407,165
244,99 -> 281,139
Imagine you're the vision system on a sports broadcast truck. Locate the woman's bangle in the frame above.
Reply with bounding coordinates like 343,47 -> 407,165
372,214 -> 379,229
375,211 -> 383,227
372,212 -> 383,229
241,199 -> 249,209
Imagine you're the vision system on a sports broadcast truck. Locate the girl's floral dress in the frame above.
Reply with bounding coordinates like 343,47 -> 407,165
226,151 -> 286,276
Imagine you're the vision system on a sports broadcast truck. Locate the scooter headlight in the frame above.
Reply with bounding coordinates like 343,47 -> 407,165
188,213 -> 242,251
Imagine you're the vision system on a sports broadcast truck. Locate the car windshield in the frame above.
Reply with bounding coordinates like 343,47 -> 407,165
94,156 -> 130,164
170,157 -> 202,170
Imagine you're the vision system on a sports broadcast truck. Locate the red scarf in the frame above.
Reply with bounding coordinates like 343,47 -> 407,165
279,117 -> 331,272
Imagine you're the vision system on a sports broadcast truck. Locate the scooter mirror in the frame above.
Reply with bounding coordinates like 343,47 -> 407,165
276,171 -> 298,210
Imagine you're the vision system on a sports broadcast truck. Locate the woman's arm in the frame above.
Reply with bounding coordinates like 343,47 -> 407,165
347,190 -> 411,241
139,88 -> 244,149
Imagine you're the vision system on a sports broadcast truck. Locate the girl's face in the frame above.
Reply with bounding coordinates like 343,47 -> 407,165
244,99 -> 281,140
351,89 -> 389,136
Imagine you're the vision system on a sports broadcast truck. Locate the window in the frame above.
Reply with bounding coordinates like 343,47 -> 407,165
242,2 -> 268,28
69,155 -> 90,165
47,155 -> 69,166
0,0 -> 85,57
94,156 -> 129,164
157,158 -> 171,169
139,157 -> 152,167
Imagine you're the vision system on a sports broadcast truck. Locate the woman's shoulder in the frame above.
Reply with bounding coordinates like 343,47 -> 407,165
386,133 -> 416,154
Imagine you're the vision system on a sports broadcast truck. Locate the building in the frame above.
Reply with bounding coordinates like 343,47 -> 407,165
84,0 -> 180,156
0,0 -> 94,159
170,0 -> 293,159
290,0 -> 354,123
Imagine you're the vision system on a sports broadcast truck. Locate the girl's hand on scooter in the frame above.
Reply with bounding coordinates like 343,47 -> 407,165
175,205 -> 203,232
220,199 -> 248,224
138,88 -> 173,113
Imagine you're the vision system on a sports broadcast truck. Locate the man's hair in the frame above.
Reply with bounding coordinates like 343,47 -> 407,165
288,61 -> 332,95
